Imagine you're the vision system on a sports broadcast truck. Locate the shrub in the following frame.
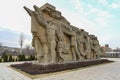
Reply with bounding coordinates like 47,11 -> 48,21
2,53 -> 8,62
8,55 -> 14,62
17,54 -> 26,61
28,55 -> 36,60
0,58 -> 2,62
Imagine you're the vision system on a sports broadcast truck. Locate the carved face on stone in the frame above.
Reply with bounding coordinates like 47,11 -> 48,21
52,11 -> 61,19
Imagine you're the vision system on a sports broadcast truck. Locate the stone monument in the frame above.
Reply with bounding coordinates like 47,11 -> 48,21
24,3 -> 102,63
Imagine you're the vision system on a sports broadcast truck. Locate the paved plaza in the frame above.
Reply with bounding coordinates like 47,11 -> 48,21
0,58 -> 120,80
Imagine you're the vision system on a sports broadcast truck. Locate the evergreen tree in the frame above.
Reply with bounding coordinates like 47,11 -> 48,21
15,58 -> 18,61
17,54 -> 26,61
17,55 -> 22,61
2,52 -> 8,62
0,58 -> 2,62
8,55 -> 13,62
22,54 -> 26,61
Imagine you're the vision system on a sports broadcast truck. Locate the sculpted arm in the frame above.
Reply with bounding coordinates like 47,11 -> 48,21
63,30 -> 75,36
33,5 -> 48,28
35,12 -> 48,28
24,6 -> 33,16
24,6 -> 47,28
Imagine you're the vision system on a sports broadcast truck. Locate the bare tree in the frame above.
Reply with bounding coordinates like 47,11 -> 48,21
19,33 -> 25,54
0,43 -> 2,54
25,44 -> 30,54
0,43 -> 2,49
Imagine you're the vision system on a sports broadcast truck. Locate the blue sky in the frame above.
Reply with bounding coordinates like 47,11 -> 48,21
0,0 -> 120,49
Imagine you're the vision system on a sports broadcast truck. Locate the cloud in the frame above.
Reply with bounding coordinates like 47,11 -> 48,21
95,17 -> 107,26
0,0 -> 48,35
70,0 -> 84,14
97,10 -> 111,18
70,0 -> 112,27
95,10 -> 112,26
98,0 -> 108,6
86,4 -> 112,27
68,0 -> 111,34
86,4 -> 111,18
110,3 -> 120,9
100,33 -> 120,49
0,27 -> 32,48
98,0 -> 120,9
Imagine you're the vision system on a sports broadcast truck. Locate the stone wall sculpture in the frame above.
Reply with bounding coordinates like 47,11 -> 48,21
24,3 -> 102,63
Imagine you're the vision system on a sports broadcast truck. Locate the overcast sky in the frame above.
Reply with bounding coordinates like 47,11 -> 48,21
0,0 -> 120,49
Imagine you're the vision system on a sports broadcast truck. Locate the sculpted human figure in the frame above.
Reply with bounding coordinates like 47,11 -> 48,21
24,6 -> 49,63
24,5 -> 58,63
90,35 -> 101,59
61,23 -> 81,60
56,27 -> 64,62
77,29 -> 91,59
93,37 -> 101,59
34,5 -> 58,63
77,29 -> 86,58
46,24 -> 57,63
84,33 -> 92,59
70,31 -> 81,60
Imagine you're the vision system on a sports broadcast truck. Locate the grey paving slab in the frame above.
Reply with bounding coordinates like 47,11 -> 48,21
0,62 -> 31,80
0,58 -> 120,80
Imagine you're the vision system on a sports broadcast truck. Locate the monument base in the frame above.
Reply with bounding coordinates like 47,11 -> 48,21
11,59 -> 113,75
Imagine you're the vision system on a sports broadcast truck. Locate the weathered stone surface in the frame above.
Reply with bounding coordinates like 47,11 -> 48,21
24,3 -> 102,63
